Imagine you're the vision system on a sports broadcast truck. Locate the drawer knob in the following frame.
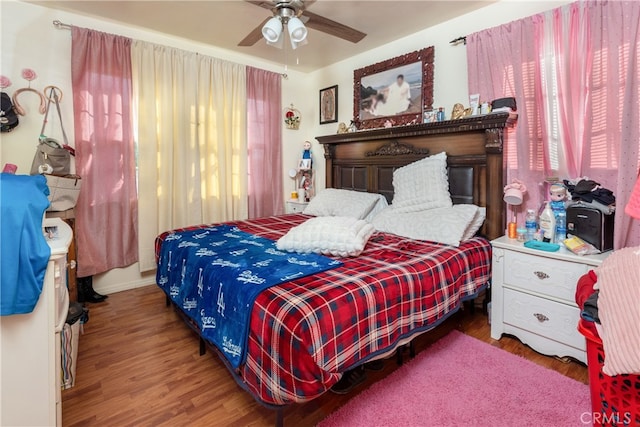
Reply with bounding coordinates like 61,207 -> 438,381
533,271 -> 549,280
533,313 -> 549,322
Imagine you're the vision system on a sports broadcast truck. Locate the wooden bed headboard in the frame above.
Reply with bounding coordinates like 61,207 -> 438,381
316,113 -> 516,240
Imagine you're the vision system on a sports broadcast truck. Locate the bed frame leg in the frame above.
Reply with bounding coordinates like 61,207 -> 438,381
396,347 -> 404,366
199,337 -> 206,356
409,341 -> 416,358
274,407 -> 284,427
165,295 -> 170,307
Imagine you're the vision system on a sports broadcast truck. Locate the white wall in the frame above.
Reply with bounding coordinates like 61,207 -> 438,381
1,0 -> 569,294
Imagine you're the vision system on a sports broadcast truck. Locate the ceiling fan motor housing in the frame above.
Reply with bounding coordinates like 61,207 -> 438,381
241,0 -> 366,48
263,0 -> 308,44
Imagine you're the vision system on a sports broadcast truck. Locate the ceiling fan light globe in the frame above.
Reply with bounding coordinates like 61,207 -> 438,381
287,17 -> 307,43
262,17 -> 283,43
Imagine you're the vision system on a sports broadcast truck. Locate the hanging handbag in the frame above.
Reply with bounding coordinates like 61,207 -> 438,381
30,88 -> 73,175
31,88 -> 82,212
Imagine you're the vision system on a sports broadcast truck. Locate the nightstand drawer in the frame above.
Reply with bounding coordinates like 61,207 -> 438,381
503,250 -> 587,302
286,201 -> 308,214
503,288 -> 585,351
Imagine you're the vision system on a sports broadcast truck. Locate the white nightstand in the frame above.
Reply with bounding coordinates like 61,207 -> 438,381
490,236 -> 610,363
285,200 -> 308,214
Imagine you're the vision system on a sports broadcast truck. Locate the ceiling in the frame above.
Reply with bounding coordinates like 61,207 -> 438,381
28,0 -> 494,72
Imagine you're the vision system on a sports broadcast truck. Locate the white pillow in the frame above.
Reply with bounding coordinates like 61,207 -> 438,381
304,188 -> 386,220
461,206 -> 486,241
277,216 -> 375,257
392,152 -> 452,213
371,205 -> 480,246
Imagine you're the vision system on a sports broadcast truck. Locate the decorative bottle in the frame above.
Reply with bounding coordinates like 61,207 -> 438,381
437,107 -> 445,122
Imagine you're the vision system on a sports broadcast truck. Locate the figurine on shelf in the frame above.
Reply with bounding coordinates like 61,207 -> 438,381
296,141 -> 314,201
549,182 -> 568,214
300,170 -> 314,201
549,182 -> 568,243
337,122 -> 348,134
451,103 -> 466,120
298,140 -> 312,170
302,140 -> 312,160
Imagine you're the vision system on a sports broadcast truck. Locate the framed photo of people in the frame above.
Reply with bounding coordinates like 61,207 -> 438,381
319,85 -> 338,125
353,47 -> 434,129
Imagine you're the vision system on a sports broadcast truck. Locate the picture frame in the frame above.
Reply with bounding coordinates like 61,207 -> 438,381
353,47 -> 434,130
298,158 -> 311,170
319,85 -> 338,125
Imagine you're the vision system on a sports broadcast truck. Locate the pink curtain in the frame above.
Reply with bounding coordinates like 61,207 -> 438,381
467,14 -> 548,224
246,66 -> 284,218
467,1 -> 640,248
71,27 -> 138,276
580,1 -> 640,249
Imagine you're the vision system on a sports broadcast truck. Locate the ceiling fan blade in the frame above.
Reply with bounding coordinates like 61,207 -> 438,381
303,10 -> 366,43
238,17 -> 271,46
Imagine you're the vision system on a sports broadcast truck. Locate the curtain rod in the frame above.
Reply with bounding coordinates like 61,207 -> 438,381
51,19 -> 288,79
53,20 -> 72,30
450,36 -> 467,45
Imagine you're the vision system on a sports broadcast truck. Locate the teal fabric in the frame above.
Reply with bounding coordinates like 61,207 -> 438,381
1,174 -> 51,315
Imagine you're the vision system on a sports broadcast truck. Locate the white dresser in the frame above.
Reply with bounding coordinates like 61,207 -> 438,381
0,218 -> 71,426
491,236 -> 609,364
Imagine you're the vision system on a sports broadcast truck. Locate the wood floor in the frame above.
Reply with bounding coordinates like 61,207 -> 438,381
62,285 -> 588,427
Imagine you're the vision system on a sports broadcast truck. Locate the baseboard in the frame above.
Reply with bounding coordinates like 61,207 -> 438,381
94,278 -> 155,296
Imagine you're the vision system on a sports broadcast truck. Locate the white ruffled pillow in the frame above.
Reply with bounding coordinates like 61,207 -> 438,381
392,152 -> 452,213
277,216 -> 375,257
304,188 -> 387,220
372,205 -> 481,246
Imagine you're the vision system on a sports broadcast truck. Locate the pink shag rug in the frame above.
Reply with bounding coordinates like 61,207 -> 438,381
319,331 -> 590,427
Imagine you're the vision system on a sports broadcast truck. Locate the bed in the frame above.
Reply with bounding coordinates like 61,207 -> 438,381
155,113 -> 514,414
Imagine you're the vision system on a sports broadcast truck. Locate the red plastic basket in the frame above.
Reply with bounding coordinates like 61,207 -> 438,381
578,319 -> 640,426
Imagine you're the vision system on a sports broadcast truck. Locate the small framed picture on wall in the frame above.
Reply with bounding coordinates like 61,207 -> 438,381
319,85 -> 338,125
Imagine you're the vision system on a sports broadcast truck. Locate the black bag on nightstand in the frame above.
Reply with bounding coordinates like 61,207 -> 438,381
566,205 -> 614,252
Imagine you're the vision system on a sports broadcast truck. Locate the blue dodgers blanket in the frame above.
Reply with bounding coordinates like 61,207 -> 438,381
156,224 -> 341,368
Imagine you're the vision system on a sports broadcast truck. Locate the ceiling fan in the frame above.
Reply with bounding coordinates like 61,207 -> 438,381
239,0 -> 366,49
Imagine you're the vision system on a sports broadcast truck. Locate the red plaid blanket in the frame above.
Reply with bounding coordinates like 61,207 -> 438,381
156,214 -> 491,405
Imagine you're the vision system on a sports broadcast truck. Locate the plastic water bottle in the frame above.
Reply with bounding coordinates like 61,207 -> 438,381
555,211 -> 567,243
525,209 -> 537,241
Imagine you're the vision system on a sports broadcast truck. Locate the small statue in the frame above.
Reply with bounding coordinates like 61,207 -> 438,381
451,102 -> 473,120
549,182 -> 567,214
298,140 -> 312,170
337,122 -> 348,134
451,103 -> 466,120
300,170 -> 314,201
